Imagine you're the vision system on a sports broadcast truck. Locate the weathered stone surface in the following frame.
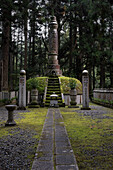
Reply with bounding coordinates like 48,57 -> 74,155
56,165 -> 78,170
81,70 -> 91,110
32,160 -> 54,170
19,70 -> 26,109
48,16 -> 62,76
31,108 -> 78,170
56,147 -> 72,155
56,154 -> 76,165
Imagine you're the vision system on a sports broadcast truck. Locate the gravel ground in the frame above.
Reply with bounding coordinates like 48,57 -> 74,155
74,105 -> 113,119
0,107 -> 39,170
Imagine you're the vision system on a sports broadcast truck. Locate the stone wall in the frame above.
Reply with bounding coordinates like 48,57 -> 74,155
0,91 -> 18,101
93,89 -> 113,101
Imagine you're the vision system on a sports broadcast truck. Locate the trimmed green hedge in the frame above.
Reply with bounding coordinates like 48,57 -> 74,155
59,77 -> 82,94
26,77 -> 48,93
26,76 -> 82,94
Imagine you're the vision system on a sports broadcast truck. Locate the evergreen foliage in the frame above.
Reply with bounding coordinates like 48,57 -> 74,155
0,0 -> 113,93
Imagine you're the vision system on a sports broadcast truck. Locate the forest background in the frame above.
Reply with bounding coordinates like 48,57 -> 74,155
0,0 -> 113,95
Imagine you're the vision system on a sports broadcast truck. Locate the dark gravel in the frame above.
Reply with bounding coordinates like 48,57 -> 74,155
74,105 -> 113,119
0,107 -> 39,170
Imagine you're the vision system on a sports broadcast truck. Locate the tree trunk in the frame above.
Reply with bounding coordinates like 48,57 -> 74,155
2,9 -> 10,91
110,65 -> 113,87
24,12 -> 28,71
100,59 -> 105,88
93,65 -> 95,89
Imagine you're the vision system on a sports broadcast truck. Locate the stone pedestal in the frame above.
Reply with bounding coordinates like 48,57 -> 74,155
64,94 -> 71,106
81,70 -> 91,110
48,16 -> 62,76
31,89 -> 38,103
69,89 -> 79,108
18,70 -> 26,110
28,89 -> 40,108
5,105 -> 17,126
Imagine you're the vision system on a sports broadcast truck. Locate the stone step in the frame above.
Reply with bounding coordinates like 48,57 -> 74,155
47,89 -> 60,92
45,77 -> 63,107
47,86 -> 60,89
46,97 -> 62,100
48,79 -> 59,82
47,91 -> 61,94
45,103 -> 63,107
45,100 -> 62,103
48,83 -> 59,85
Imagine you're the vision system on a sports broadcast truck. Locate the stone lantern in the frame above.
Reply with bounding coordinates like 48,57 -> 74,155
50,92 -> 59,107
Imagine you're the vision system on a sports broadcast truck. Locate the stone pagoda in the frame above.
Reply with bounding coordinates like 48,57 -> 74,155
48,16 -> 62,76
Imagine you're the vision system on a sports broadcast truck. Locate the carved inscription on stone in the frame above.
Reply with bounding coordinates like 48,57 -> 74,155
82,75 -> 89,108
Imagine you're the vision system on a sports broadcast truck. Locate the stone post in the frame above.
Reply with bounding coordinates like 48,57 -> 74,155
18,70 -> 26,110
81,70 -> 91,110
48,16 -> 62,76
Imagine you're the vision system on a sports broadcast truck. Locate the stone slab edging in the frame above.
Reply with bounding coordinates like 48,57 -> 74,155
31,108 -> 79,170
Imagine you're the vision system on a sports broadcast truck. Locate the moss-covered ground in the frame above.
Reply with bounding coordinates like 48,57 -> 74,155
0,108 -> 47,138
60,104 -> 113,169
0,107 -> 48,168
1,104 -> 113,169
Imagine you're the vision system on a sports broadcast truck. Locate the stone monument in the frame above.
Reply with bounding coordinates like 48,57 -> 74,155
81,70 -> 91,110
48,16 -> 62,76
18,70 -> 26,110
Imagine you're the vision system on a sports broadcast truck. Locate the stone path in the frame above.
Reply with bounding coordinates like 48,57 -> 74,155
32,108 -> 79,170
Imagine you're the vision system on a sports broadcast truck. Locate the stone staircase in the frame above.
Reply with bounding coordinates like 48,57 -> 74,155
45,76 -> 63,107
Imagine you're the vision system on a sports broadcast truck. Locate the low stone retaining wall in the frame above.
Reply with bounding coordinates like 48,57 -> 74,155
93,89 -> 113,101
0,91 -> 18,100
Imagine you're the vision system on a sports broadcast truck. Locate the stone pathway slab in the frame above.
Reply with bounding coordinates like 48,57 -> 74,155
31,108 -> 79,170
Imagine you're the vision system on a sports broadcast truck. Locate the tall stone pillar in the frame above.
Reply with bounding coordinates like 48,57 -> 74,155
81,70 -> 91,110
48,16 -> 62,76
18,70 -> 26,110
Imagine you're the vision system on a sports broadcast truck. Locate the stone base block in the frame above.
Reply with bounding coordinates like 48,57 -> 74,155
68,105 -> 79,108
17,106 -> 26,110
81,107 -> 91,110
28,105 -> 40,108
5,120 -> 16,126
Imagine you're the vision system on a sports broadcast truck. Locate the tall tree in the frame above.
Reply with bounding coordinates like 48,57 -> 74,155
1,0 -> 11,91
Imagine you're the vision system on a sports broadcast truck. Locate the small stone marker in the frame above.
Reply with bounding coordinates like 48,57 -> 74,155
81,70 -> 91,110
18,70 -> 26,110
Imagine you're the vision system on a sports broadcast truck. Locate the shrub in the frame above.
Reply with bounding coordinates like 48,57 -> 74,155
69,78 -> 76,89
59,77 -> 82,94
26,77 -> 48,93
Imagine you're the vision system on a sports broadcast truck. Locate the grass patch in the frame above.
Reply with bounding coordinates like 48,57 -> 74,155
60,105 -> 113,169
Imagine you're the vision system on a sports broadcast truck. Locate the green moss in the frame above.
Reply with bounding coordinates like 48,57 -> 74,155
60,106 -> 113,169
28,105 -> 40,108
0,108 -> 47,138
0,126 -> 12,138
